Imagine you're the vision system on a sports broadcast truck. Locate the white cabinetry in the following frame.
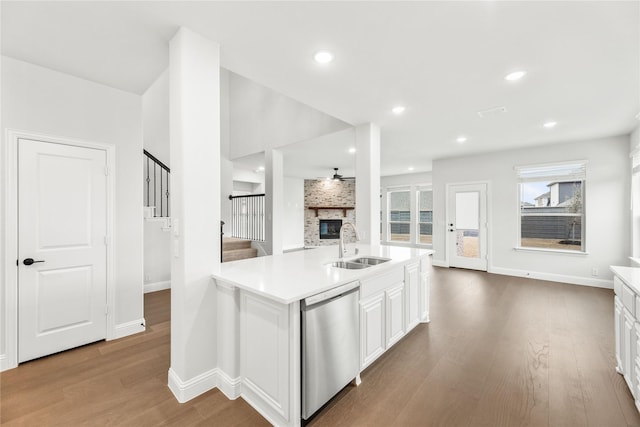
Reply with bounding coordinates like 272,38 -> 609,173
239,291 -> 300,426
615,275 -> 638,396
360,294 -> 385,368
612,270 -> 640,413
386,283 -> 405,347
359,266 -> 404,370
420,257 -> 431,322
359,256 -> 431,370
405,262 -> 420,330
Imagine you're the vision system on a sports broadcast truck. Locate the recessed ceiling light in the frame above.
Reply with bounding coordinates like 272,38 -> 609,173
348,147 -> 356,154
456,136 -> 468,144
505,70 -> 527,81
313,50 -> 334,64
258,166 -> 265,171
477,106 -> 507,118
408,166 -> 414,171
543,121 -> 557,129
392,106 -> 406,115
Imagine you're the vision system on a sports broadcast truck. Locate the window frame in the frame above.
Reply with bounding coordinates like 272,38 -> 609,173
381,184 -> 432,248
417,186 -> 433,246
387,188 -> 412,243
515,161 -> 587,254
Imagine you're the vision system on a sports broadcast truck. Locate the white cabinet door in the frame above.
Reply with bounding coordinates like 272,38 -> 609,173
635,322 -> 640,400
405,262 -> 420,331
615,297 -> 624,374
420,272 -> 430,322
386,284 -> 405,348
360,293 -> 385,369
624,308 -> 636,394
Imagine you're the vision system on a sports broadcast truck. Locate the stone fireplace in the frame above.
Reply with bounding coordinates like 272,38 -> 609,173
304,179 -> 356,247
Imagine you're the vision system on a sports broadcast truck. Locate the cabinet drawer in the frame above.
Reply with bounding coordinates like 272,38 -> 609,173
614,276 -> 623,296
622,284 -> 636,317
360,266 -> 404,300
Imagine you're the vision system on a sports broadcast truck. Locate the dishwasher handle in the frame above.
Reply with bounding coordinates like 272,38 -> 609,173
302,281 -> 359,309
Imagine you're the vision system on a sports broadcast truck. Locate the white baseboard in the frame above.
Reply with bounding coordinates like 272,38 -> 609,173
112,318 -> 146,340
217,369 -> 242,400
144,280 -> 171,293
241,379 -> 285,426
431,259 -> 448,268
489,266 -> 613,289
0,353 -> 15,372
168,367 -> 218,403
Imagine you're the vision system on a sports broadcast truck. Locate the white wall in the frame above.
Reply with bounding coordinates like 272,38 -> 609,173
432,135 -> 630,286
142,69 -> 172,290
631,125 -> 640,152
142,69 -> 170,166
381,171 -> 433,188
143,222 -> 171,289
283,177 -> 305,250
228,71 -> 350,160
220,69 -> 233,228
1,56 -> 144,360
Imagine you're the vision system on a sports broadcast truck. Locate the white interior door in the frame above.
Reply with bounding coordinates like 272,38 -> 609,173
447,183 -> 488,271
18,138 -> 108,363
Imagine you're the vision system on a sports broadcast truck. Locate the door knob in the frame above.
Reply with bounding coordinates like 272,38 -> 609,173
23,258 -> 45,266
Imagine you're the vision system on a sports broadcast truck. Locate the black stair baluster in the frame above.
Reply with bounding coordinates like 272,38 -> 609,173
166,171 -> 170,218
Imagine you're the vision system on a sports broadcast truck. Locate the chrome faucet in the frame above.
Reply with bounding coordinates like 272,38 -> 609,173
338,221 -> 360,258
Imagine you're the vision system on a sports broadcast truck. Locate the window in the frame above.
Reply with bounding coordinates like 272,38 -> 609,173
417,188 -> 433,244
382,184 -> 432,246
517,162 -> 586,252
388,190 -> 411,242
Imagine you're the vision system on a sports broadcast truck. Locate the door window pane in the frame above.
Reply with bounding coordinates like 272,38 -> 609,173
455,230 -> 479,258
455,192 -> 479,230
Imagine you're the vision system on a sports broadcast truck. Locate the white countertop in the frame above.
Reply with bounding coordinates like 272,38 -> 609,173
611,265 -> 640,295
212,244 -> 433,304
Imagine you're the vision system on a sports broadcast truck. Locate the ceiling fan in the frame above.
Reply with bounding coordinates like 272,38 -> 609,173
327,167 -> 355,181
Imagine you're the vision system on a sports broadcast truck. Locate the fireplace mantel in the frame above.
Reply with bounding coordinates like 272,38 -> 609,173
307,206 -> 354,217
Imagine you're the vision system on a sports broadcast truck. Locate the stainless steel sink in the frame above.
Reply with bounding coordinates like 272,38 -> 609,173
330,257 -> 391,269
350,257 -> 391,266
330,261 -> 371,269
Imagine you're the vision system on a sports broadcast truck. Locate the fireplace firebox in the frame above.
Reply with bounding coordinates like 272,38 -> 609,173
319,219 -> 342,240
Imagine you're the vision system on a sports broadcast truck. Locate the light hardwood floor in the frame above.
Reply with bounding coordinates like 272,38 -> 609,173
2,268 -> 640,426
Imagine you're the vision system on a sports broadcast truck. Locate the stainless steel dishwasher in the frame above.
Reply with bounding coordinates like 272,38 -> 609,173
301,281 -> 360,420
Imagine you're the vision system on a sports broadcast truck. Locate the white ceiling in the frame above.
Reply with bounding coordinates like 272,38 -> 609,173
2,1 -> 639,177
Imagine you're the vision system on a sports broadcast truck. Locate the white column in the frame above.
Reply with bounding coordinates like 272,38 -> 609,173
168,27 -> 220,402
355,123 -> 381,245
265,149 -> 284,255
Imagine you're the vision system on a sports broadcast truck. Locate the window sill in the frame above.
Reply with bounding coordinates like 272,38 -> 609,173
513,246 -> 589,256
383,241 -> 433,249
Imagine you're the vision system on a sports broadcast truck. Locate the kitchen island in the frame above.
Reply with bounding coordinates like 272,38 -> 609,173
212,244 -> 433,426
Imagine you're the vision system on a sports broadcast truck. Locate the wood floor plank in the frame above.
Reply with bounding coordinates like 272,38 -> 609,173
3,268 -> 640,426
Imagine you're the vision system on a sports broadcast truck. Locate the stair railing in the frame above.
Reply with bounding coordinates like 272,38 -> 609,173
229,194 -> 265,241
143,149 -> 170,217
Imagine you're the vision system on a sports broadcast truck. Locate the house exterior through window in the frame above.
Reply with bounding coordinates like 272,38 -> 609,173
382,184 -> 432,247
517,161 -> 586,253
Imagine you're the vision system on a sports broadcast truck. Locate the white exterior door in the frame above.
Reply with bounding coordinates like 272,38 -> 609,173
18,138 -> 108,363
447,183 -> 488,271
